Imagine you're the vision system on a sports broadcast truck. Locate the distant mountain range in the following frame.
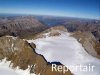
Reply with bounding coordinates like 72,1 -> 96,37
0,15 -> 99,42
0,15 -> 48,37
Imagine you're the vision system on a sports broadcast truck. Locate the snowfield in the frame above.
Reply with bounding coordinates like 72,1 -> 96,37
28,32 -> 100,75
0,58 -> 35,75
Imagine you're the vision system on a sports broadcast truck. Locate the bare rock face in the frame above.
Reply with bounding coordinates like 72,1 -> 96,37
0,36 -> 72,75
0,36 -> 37,69
72,31 -> 100,58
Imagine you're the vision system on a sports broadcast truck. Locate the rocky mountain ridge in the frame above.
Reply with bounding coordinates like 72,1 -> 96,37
72,31 -> 100,58
32,25 -> 68,39
0,35 -> 72,75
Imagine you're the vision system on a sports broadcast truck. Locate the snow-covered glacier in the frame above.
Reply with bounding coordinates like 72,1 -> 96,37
28,32 -> 100,75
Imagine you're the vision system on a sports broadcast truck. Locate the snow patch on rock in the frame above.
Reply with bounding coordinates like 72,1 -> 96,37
0,58 -> 35,75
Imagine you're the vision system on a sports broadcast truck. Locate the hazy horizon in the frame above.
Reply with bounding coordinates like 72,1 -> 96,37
0,0 -> 100,19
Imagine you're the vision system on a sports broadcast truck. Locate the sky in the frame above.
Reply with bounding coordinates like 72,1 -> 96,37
0,0 -> 100,19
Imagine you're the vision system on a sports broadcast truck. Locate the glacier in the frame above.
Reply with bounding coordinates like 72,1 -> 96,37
28,32 -> 100,75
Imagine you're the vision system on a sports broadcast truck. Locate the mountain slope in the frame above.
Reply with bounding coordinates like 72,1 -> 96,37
72,31 -> 100,58
0,35 -> 72,75
0,16 -> 48,37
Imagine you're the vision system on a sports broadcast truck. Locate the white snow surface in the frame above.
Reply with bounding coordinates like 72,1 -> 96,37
0,58 -> 35,75
28,32 -> 100,75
